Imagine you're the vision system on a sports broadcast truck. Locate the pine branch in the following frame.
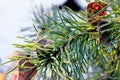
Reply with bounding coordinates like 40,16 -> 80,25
2,0 -> 120,80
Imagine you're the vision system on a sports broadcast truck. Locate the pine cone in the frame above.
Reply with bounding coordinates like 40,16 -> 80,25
87,2 -> 107,24
18,58 -> 37,80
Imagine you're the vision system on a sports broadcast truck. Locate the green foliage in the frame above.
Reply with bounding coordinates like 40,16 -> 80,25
2,0 -> 120,80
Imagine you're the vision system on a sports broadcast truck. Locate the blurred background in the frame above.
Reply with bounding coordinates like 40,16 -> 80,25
0,0 -> 87,79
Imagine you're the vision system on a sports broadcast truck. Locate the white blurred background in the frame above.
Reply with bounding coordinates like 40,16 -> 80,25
0,0 -> 32,61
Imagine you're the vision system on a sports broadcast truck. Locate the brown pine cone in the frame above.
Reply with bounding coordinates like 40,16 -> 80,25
18,58 -> 37,80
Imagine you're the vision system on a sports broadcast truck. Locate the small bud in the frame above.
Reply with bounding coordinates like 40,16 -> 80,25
37,39 -> 52,59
